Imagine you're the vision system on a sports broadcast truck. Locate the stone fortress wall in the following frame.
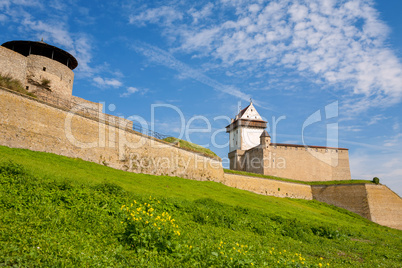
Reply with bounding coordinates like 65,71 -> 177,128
0,88 -> 223,182
25,54 -> 74,99
230,143 -> 351,182
222,173 -> 313,200
0,45 -> 27,83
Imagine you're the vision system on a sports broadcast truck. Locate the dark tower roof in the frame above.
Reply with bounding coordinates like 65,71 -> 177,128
1,40 -> 78,70
260,130 -> 270,137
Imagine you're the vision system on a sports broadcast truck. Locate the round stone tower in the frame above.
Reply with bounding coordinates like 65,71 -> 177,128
0,40 -> 78,100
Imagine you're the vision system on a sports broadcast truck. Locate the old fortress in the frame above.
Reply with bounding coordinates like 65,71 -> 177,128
0,40 -> 401,230
226,102 -> 351,182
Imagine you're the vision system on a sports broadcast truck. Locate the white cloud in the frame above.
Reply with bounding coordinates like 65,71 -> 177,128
189,3 -> 214,24
367,114 -> 388,126
93,77 -> 122,88
384,133 -> 402,147
141,0 -> 402,113
3,2 -> 97,78
393,121 -> 400,132
21,18 -> 74,49
120,86 -> 147,98
0,0 -> 41,9
129,6 -> 183,26
132,42 -> 253,102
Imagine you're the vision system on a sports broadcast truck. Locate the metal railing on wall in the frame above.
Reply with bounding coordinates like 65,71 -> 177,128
132,124 -> 169,140
0,86 -> 170,141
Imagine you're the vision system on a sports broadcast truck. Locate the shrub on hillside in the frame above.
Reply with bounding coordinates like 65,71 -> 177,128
372,177 -> 380,184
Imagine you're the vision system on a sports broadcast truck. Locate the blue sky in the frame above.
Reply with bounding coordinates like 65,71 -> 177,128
1,0 -> 401,195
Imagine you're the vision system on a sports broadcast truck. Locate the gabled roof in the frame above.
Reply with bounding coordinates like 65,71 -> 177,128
237,105 -> 249,118
226,101 -> 267,131
236,102 -> 263,121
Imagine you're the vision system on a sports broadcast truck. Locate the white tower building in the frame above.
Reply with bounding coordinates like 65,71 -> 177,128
226,101 -> 267,152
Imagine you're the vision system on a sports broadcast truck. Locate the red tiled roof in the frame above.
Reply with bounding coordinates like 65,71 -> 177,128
237,104 -> 250,118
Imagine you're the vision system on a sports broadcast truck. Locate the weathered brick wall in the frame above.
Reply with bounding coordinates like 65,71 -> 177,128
0,89 -> 223,181
236,144 -> 351,182
0,46 -> 27,84
312,184 -> 372,220
312,184 -> 402,230
243,147 -> 264,174
222,173 -> 313,200
70,96 -> 103,111
26,55 -> 74,99
365,185 -> 402,230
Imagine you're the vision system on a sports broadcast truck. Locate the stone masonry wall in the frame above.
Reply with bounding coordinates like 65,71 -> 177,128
311,184 -> 372,220
232,144 -> 351,182
0,88 -> 223,181
222,173 -> 313,199
262,145 -> 351,181
365,185 -> 402,230
26,54 -> 74,99
0,46 -> 27,84
312,184 -> 402,230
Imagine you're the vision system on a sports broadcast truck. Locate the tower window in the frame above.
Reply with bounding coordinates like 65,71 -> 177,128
43,67 -> 46,71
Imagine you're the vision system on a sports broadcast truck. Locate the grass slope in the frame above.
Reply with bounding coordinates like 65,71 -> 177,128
164,137 -> 220,159
0,145 -> 401,267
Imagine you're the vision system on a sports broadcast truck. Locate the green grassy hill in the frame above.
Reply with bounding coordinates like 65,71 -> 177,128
0,145 -> 401,267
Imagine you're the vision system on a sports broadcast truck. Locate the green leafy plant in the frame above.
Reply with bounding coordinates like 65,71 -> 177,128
372,177 -> 380,184
121,197 -> 181,253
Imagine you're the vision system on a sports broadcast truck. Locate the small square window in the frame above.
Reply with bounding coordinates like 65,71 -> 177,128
43,67 -> 46,71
